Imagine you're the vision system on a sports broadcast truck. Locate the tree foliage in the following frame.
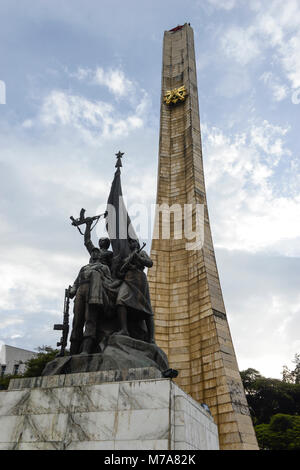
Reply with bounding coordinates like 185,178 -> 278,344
0,346 -> 60,390
255,414 -> 300,450
23,346 -> 60,378
241,357 -> 300,450
241,367 -> 300,425
282,354 -> 300,385
0,373 -> 23,391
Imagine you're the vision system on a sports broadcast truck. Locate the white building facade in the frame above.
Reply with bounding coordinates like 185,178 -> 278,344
0,345 -> 37,376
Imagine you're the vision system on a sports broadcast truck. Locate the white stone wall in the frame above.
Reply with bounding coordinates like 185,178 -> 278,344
0,375 -> 219,450
171,387 -> 219,450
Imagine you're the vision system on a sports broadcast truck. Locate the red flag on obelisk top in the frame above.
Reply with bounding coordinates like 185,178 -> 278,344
105,151 -> 139,260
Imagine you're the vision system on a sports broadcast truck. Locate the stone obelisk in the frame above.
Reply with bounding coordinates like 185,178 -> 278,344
148,23 -> 258,450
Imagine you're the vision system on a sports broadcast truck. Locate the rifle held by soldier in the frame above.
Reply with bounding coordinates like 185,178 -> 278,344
54,286 -> 72,357
70,208 -> 108,235
119,242 -> 146,274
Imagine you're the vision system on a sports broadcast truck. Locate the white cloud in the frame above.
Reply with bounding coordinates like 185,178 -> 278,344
203,121 -> 300,255
21,119 -> 33,129
221,0 -> 300,90
216,68 -> 251,98
93,67 -> 134,98
221,26 -> 261,65
280,34 -> 300,89
0,246 -> 80,312
72,66 -> 136,99
30,66 -> 151,146
256,0 -> 300,89
250,120 -> 290,158
217,248 -> 300,377
0,318 -> 24,329
40,90 -> 111,127
71,66 -> 91,81
207,0 -> 237,10
260,72 -> 288,102
38,89 -> 146,146
256,0 -> 300,39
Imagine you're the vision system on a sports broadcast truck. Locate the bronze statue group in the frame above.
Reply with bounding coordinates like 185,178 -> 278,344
69,218 -> 155,356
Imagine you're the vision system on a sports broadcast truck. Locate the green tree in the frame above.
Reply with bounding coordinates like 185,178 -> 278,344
240,368 -> 262,394
282,353 -> 300,385
23,346 -> 60,378
0,373 -> 23,391
0,346 -> 61,390
255,414 -> 300,450
241,368 -> 300,425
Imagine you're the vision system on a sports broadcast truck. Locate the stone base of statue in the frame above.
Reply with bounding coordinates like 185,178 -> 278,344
42,335 -> 170,376
0,370 -> 219,450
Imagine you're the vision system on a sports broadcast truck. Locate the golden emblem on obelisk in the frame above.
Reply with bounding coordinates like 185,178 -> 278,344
164,85 -> 188,105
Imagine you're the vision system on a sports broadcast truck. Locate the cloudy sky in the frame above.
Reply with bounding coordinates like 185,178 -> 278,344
0,0 -> 299,379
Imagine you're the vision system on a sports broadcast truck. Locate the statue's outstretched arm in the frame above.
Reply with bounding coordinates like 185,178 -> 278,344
84,219 -> 95,255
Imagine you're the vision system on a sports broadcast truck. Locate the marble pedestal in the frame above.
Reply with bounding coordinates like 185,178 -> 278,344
0,369 -> 219,450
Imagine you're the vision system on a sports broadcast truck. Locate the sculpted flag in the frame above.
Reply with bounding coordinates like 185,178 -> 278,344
106,152 -> 138,260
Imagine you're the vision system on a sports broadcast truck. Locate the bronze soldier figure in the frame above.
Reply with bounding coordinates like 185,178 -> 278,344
84,218 -> 113,268
69,248 -> 113,355
115,238 -> 155,343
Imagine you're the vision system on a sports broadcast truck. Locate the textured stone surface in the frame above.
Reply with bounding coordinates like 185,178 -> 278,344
41,335 -> 169,376
147,23 -> 258,450
9,367 -> 163,391
0,376 -> 219,450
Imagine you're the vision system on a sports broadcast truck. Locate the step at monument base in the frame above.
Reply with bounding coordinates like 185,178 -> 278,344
0,369 -> 219,450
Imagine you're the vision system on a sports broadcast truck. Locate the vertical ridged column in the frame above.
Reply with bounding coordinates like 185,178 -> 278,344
148,24 -> 258,450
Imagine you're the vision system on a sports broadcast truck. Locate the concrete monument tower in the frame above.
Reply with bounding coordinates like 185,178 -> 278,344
148,23 -> 258,450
